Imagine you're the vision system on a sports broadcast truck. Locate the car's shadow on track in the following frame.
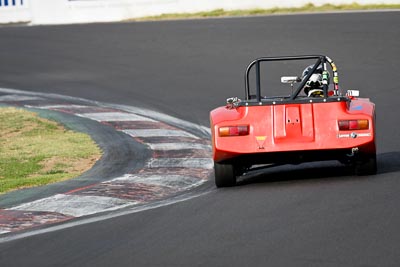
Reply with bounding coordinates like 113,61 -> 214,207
236,152 -> 400,186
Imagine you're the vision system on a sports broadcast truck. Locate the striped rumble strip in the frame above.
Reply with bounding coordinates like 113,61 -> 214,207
0,89 -> 213,235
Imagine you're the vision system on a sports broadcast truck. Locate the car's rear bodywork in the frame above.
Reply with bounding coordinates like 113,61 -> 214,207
210,55 -> 376,187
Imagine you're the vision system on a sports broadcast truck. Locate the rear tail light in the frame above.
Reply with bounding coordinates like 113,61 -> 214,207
338,119 -> 369,130
219,125 -> 249,137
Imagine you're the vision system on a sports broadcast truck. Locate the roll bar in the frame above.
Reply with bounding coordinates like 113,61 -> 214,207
244,55 -> 339,101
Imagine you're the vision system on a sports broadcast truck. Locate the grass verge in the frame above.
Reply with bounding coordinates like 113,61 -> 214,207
131,3 -> 400,21
0,107 -> 102,194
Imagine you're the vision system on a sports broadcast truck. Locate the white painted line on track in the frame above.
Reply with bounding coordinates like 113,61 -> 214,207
111,174 -> 205,189
147,142 -> 211,151
123,129 -> 198,139
0,229 -> 11,234
10,194 -> 137,217
0,94 -> 44,101
76,112 -> 156,122
147,158 -> 214,169
25,104 -> 92,110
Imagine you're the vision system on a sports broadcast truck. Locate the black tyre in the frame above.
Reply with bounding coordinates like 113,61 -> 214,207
214,162 -> 236,187
354,153 -> 377,176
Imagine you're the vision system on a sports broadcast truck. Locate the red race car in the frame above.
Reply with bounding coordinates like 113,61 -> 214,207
210,55 -> 376,187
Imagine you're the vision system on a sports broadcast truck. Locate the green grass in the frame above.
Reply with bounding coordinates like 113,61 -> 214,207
0,107 -> 102,194
131,3 -> 400,21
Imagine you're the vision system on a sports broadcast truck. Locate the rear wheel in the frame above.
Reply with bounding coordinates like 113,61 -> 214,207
214,162 -> 236,187
354,153 -> 377,176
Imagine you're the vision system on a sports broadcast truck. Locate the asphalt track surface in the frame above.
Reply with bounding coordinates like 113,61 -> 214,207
0,11 -> 400,266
